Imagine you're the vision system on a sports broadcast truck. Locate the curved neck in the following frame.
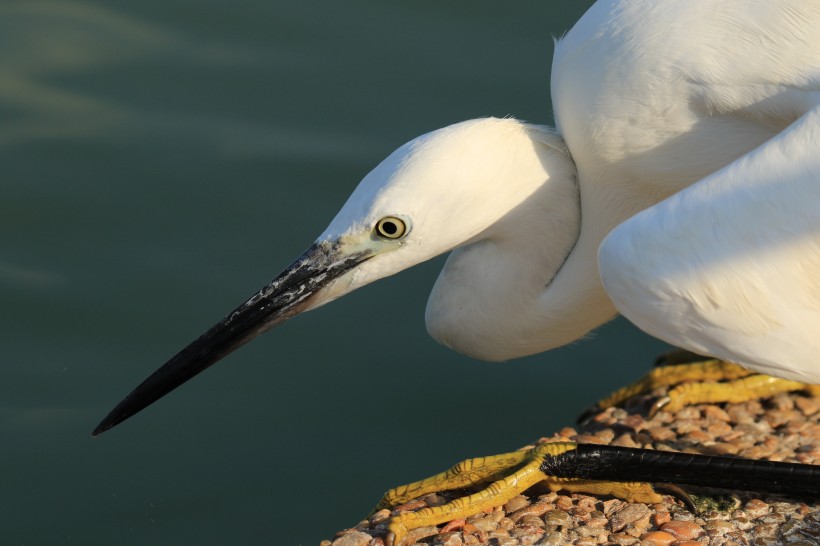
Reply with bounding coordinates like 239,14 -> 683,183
426,163 -> 635,361
424,130 -> 627,360
534,199 -> 618,347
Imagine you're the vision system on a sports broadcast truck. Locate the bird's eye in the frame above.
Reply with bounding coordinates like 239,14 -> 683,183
375,216 -> 407,239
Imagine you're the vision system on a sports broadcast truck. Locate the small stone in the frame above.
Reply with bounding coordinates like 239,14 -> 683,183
518,515 -> 546,528
576,497 -> 597,512
651,512 -> 671,527
594,428 -> 616,443
332,531 -> 372,546
498,517 -> 515,531
488,535 -> 517,546
544,510 -> 573,527
610,532 -> 640,545
537,530 -> 564,546
740,444 -> 775,459
518,534 -> 543,546
395,499 -> 426,512
675,542 -> 702,546
612,433 -> 641,448
571,506 -> 592,522
703,406 -> 731,421
795,396 -> 818,416
671,510 -> 695,522
771,393 -> 796,410
510,524 -> 546,538
650,409 -> 674,424
467,516 -> 498,532
677,406 -> 702,419
630,513 -> 652,535
733,516 -> 754,531
577,525 -> 607,538
489,509 -> 506,523
682,429 -> 712,443
765,409 -> 801,428
440,519 -> 466,533
753,522 -> 780,538
622,413 -> 646,430
602,499 -> 625,516
556,496 -> 574,511
660,520 -> 705,540
466,527 -> 489,544
640,531 -> 677,545
510,500 -> 553,522
708,442 -> 741,455
369,509 -> 391,525
611,503 -> 651,532
403,526 -> 439,544
727,406 -> 756,425
647,427 -> 676,441
368,538 -> 385,546
505,496 -> 531,513
576,433 -> 607,445
423,494 -> 449,508
586,512 -> 607,528
674,419 -> 702,434
557,427 -> 578,439
705,520 -> 735,536
743,499 -> 769,519
705,420 -> 733,436
760,511 -> 787,525
431,532 -> 463,546
321,541 -> 333,546
752,536 -> 780,546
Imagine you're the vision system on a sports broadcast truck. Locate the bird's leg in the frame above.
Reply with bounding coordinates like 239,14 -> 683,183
653,374 -> 820,414
593,359 -> 753,411
589,352 -> 820,417
378,443 -> 663,546
371,449 -> 532,513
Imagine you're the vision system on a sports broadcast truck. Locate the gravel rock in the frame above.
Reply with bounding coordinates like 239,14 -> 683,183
611,504 -> 651,532
640,530 -> 677,545
332,531 -> 372,546
323,384 -> 819,546
659,520 -> 704,540
544,510 -> 572,527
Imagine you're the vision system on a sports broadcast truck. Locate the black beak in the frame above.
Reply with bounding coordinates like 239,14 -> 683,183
93,241 -> 372,436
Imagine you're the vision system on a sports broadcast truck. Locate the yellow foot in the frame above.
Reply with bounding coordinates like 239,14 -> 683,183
373,442 -> 663,546
590,351 -> 820,418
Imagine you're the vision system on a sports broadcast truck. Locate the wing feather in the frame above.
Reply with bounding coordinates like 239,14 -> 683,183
599,106 -> 820,383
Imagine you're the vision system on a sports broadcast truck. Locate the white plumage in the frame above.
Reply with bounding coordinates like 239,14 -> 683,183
314,0 -> 820,381
95,0 -> 820,435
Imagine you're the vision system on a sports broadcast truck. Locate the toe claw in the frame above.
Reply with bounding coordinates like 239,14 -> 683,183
649,395 -> 670,417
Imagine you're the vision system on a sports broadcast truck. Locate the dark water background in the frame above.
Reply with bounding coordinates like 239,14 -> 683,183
2,1 -> 672,544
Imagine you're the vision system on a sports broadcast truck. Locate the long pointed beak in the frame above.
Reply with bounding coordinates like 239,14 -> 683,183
93,241 -> 372,436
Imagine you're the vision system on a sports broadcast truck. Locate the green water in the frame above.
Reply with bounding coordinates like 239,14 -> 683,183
2,2 -> 672,544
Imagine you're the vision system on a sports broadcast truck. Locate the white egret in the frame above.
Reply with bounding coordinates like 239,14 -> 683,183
94,0 -> 820,540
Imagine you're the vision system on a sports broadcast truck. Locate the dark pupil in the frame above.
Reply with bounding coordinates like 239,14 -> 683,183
381,221 -> 398,235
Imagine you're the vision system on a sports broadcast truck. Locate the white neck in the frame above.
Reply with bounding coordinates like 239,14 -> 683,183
425,127 -> 625,361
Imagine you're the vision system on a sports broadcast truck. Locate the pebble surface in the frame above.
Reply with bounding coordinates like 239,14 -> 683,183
323,386 -> 819,546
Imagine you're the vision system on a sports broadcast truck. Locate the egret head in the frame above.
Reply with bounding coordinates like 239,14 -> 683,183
309,117 -> 573,308
94,117 -> 575,434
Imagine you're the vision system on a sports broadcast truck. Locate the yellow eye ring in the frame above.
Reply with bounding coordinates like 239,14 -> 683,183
375,216 -> 407,239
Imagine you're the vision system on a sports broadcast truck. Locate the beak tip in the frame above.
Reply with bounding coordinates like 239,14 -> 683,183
91,416 -> 115,437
